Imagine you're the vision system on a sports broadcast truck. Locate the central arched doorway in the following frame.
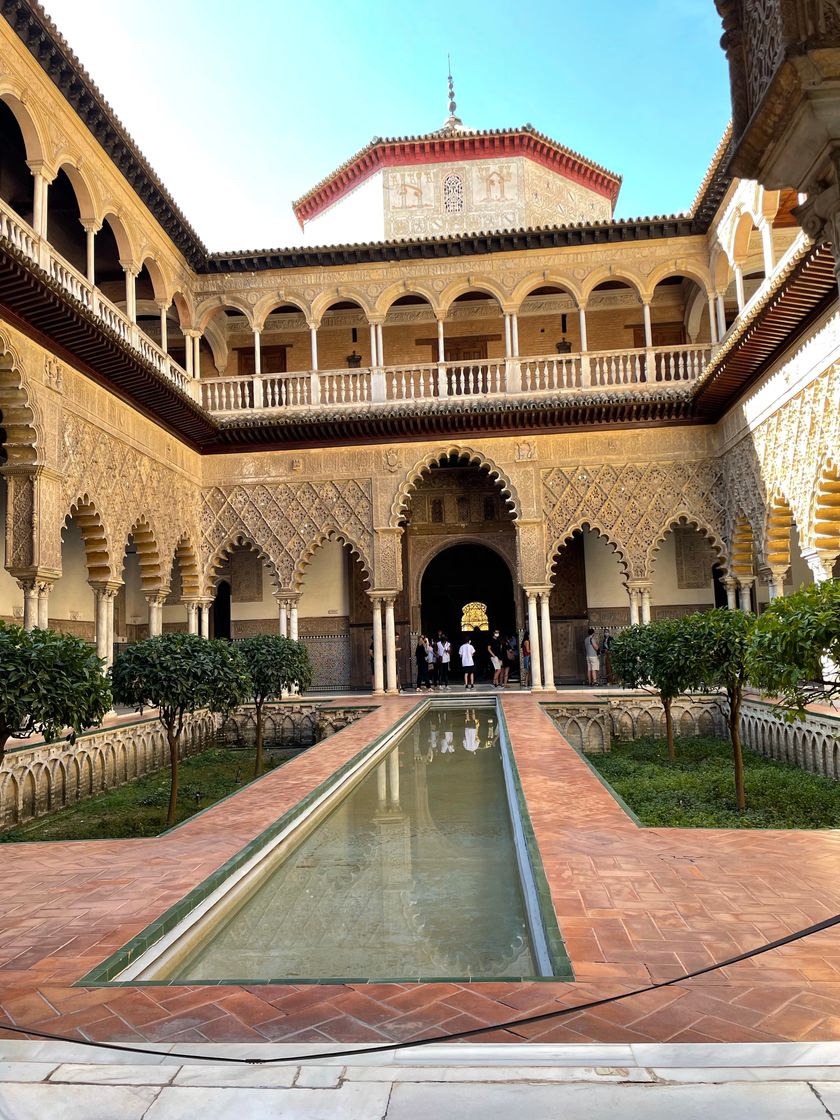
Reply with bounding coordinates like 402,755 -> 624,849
421,543 -> 516,677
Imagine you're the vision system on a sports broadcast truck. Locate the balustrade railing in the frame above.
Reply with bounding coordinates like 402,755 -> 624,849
520,353 -> 583,391
0,195 -> 192,398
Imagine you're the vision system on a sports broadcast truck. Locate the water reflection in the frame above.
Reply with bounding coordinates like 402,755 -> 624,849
170,706 -> 536,981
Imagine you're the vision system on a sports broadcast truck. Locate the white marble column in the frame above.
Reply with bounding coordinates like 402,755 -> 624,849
185,601 -> 199,635
722,575 -> 738,611
384,596 -> 398,694
376,322 -> 384,366
199,602 -> 211,638
123,264 -> 138,323
289,599 -> 299,641
628,587 -> 640,626
158,302 -> 169,353
526,591 -> 542,690
511,312 -> 520,357
17,580 -> 38,631
36,580 -> 52,630
578,305 -> 588,351
83,223 -> 98,286
539,591 -> 555,691
738,578 -> 754,613
309,325 -> 319,370
763,569 -> 785,601
802,547 -> 834,585
716,292 -> 727,339
278,599 -> 288,637
734,264 -> 745,313
707,292 -> 718,344
30,168 -> 49,238
93,584 -> 119,670
642,302 -> 653,348
253,329 -> 261,374
503,313 -> 512,358
437,318 -> 445,363
146,593 -> 165,637
640,586 -> 652,625
759,219 -> 775,277
371,596 -> 384,695
369,321 -> 378,366
193,334 -> 201,376
184,330 -> 194,377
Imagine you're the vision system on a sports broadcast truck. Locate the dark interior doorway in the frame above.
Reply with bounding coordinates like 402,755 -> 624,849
420,543 -> 515,676
212,580 -> 231,640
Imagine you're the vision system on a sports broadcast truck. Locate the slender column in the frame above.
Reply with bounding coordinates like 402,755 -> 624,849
31,169 -> 48,238
199,602 -> 211,638
628,587 -> 640,626
92,584 -> 120,671
156,302 -> 169,353
384,595 -> 398,694
640,586 -> 652,625
278,599 -> 288,637
738,578 -> 754,613
376,322 -> 384,366
289,599 -> 299,641
184,329 -> 194,377
716,292 -> 727,339
503,313 -> 512,357
734,264 -> 745,313
369,321 -> 378,365
764,570 -> 785,601
371,596 -> 384,694
511,312 -> 520,357
193,334 -> 201,376
707,292 -> 718,344
437,317 -> 445,363
94,587 -> 108,661
759,219 -> 775,277
722,575 -> 738,611
146,593 -> 165,637
17,580 -> 38,631
83,223 -> 98,285
310,325 -> 318,370
539,590 -> 555,690
801,547 -> 833,584
578,305 -> 588,351
526,591 -> 543,690
185,601 -> 199,635
253,329 -> 261,374
123,264 -> 138,322
642,301 -> 653,347
36,580 -> 52,630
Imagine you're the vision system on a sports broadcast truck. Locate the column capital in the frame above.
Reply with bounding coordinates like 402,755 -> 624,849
274,589 -> 300,604
736,575 -> 755,589
80,219 -> 102,234
800,546 -> 835,583
144,590 -> 169,608
626,579 -> 652,591
90,580 -> 122,599
119,259 -> 141,277
26,159 -> 56,183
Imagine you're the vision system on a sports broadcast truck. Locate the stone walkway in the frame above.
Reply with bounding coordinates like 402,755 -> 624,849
1,693 -> 840,1054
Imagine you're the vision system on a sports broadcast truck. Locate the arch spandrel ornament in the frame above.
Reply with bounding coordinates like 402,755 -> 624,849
390,445 -> 520,529
546,519 -> 630,587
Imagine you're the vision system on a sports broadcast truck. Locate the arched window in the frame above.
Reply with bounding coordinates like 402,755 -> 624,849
443,173 -> 464,214
461,601 -> 489,631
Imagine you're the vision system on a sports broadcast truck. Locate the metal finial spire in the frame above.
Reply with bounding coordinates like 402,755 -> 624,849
447,54 -> 457,118
441,54 -> 464,132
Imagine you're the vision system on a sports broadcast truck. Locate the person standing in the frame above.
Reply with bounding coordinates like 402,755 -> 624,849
503,634 -> 518,687
583,626 -> 600,686
426,636 -> 437,689
459,634 -> 476,689
602,628 -> 613,684
415,635 -> 431,691
521,632 -> 532,689
436,632 -> 451,689
488,629 -> 504,687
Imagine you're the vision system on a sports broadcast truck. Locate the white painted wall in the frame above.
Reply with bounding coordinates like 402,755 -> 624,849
649,532 -> 716,607
583,530 -> 626,607
302,171 -> 385,247
50,520 -> 94,622
299,540 -> 349,617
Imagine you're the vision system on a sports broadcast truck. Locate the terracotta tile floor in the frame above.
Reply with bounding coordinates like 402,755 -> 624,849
2,693 -> 840,1048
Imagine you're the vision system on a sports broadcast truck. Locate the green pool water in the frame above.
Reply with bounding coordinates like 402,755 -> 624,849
167,705 -> 543,981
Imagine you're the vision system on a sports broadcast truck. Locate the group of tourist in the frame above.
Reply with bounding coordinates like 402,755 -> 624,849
413,628 -> 525,691
583,626 -> 614,685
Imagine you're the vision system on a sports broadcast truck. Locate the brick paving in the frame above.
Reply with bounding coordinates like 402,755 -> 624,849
2,692 -> 840,1049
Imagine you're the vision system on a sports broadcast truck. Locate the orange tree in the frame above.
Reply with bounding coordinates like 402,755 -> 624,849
609,615 -> 706,762
0,621 -> 111,763
111,633 -> 249,827
238,634 -> 313,777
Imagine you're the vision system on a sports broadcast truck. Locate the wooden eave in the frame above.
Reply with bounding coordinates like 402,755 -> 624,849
693,242 -> 838,418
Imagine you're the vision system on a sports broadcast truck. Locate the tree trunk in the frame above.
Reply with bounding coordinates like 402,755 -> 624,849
165,725 -> 180,828
729,688 -> 746,812
0,721 -> 8,766
254,700 -> 264,779
663,697 -> 675,762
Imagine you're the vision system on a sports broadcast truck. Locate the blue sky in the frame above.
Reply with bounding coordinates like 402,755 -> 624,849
41,0 -> 732,251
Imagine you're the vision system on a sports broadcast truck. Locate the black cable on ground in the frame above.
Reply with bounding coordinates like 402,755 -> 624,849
2,910 -> 839,1066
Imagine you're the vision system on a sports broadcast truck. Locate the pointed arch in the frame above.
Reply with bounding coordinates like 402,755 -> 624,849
765,492 -> 794,572
64,496 -> 112,582
125,516 -> 164,592
729,512 -> 756,579
204,532 -> 280,597
812,457 -> 840,558
293,528 -> 372,592
390,445 -> 520,527
547,520 -> 629,586
647,513 -> 727,580
0,338 -> 41,467
172,533 -> 201,598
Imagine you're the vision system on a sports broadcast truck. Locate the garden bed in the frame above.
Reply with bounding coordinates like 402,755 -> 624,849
587,737 -> 840,828
0,746 -> 299,842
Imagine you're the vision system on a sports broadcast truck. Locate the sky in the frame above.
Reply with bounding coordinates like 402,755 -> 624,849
40,0 -> 732,252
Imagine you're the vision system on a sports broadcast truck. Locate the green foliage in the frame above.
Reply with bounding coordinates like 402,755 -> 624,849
589,736 -> 840,829
111,633 -> 250,733
0,745 -> 296,842
610,616 -> 706,759
749,580 -> 840,717
238,634 -> 313,702
111,634 -> 250,825
0,621 -> 111,761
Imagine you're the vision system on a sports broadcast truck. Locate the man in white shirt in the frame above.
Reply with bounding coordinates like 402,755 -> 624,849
458,636 -> 476,690
436,631 -> 451,689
